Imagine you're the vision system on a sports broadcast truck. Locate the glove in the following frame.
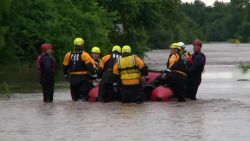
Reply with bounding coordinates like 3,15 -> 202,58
64,74 -> 70,82
93,81 -> 98,87
113,83 -> 118,87
163,69 -> 171,73
113,83 -> 118,92
93,79 -> 101,87
144,76 -> 149,82
161,73 -> 167,79
91,74 -> 98,80
96,79 -> 101,83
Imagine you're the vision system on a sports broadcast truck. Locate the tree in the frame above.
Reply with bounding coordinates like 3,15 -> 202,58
1,0 -> 115,65
0,0 -> 11,49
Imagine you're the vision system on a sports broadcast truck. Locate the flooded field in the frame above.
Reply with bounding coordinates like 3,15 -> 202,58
0,43 -> 250,141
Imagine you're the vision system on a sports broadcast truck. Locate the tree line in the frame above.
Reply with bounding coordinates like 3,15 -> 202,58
0,0 -> 249,66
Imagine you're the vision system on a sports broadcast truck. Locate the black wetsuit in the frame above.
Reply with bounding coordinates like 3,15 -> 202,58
38,53 -> 56,103
187,52 -> 206,100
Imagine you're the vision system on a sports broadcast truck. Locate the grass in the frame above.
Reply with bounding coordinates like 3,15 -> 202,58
0,81 -> 11,100
239,63 -> 250,73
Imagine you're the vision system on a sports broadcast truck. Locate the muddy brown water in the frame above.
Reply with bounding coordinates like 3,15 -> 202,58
0,43 -> 250,141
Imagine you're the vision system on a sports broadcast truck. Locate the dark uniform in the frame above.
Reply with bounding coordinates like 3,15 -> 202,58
113,54 -> 148,103
98,52 -> 121,102
37,53 -> 56,103
63,50 -> 96,101
166,52 -> 188,102
187,52 -> 206,100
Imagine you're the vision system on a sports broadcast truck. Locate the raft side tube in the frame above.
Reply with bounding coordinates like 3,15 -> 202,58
89,86 -> 99,102
151,86 -> 173,102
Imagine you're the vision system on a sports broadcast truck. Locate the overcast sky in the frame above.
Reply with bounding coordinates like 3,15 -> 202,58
181,0 -> 230,6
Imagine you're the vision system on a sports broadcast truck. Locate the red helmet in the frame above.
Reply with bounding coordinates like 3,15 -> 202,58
192,39 -> 202,48
41,43 -> 53,52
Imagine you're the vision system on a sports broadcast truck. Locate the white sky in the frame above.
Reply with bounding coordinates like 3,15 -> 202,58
181,0 -> 230,6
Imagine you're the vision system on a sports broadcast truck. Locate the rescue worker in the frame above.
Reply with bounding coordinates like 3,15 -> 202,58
151,43 -> 187,102
113,45 -> 148,104
91,46 -> 101,69
37,43 -> 56,103
63,37 -> 97,101
98,45 -> 121,102
186,39 -> 206,100
179,42 -> 191,59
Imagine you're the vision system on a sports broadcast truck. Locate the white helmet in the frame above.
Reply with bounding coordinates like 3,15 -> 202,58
178,42 -> 185,48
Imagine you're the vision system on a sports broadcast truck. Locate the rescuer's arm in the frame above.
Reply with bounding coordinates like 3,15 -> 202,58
81,52 -> 96,76
63,52 -> 71,78
135,56 -> 148,76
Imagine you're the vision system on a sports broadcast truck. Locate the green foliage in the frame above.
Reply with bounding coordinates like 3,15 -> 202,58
98,0 -> 153,56
0,0 -> 249,66
0,0 -> 11,48
240,62 -> 250,73
0,0 -> 115,65
0,81 -> 11,99
182,0 -> 250,43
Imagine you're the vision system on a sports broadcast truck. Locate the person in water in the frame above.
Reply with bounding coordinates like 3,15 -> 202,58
186,39 -> 206,100
63,37 -> 97,101
37,43 -> 56,103
113,45 -> 149,104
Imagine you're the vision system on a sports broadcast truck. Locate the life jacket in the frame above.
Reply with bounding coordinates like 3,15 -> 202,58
118,55 -> 140,80
37,53 -> 56,73
69,51 -> 87,73
167,52 -> 187,74
104,53 -> 121,71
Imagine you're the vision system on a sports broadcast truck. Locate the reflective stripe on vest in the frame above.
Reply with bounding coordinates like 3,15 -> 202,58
172,70 -> 187,76
118,55 -> 140,80
69,71 -> 88,75
104,53 -> 121,71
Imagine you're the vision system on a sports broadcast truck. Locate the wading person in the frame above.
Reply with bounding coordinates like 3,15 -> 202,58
113,45 -> 148,104
98,45 -> 121,102
63,37 -> 97,101
152,43 -> 188,102
187,39 -> 206,100
37,43 -> 56,103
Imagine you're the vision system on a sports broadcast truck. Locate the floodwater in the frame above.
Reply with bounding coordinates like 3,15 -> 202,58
0,43 -> 250,141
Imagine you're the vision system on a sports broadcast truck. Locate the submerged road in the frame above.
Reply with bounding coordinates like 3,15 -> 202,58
0,43 -> 250,141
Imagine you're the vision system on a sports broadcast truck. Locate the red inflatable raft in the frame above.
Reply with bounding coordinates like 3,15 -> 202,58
150,86 -> 173,101
88,71 -> 174,102
142,71 -> 173,101
89,86 -> 99,102
142,71 -> 161,85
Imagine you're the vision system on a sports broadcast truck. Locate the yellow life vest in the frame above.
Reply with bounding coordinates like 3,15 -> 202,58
118,55 -> 141,80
